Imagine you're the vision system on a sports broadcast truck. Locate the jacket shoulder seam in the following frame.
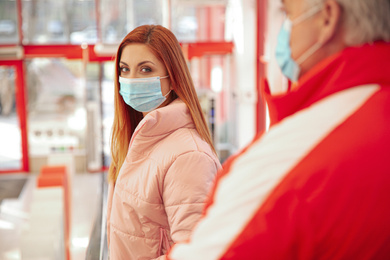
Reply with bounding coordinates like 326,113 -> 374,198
178,150 -> 219,171
164,150 -> 217,173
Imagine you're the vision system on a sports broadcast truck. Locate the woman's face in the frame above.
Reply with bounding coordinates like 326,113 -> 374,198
119,43 -> 171,115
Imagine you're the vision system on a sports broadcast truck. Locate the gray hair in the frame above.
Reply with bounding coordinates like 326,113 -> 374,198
307,0 -> 390,45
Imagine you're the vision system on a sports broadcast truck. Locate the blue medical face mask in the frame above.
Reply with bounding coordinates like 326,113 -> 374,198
275,5 -> 323,82
119,75 -> 170,112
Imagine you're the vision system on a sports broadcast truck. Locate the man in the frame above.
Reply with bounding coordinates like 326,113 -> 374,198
168,0 -> 390,259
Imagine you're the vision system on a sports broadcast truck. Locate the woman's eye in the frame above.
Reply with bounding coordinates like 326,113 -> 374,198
141,67 -> 152,73
120,67 -> 129,73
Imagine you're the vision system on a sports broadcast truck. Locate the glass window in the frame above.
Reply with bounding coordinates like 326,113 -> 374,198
69,0 -> 97,44
101,62 -> 115,168
171,4 -> 198,42
22,0 -> 96,44
26,58 -> 87,172
100,0 -> 164,44
0,66 -> 22,170
85,62 -> 103,171
83,62 -> 114,170
0,0 -> 19,44
190,55 -> 236,163
171,1 -> 226,42
22,0 -> 67,44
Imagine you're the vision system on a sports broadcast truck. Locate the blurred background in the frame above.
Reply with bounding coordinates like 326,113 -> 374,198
0,0 -> 287,259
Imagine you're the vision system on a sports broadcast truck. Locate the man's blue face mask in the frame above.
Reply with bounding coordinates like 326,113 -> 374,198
275,4 -> 323,82
119,75 -> 171,113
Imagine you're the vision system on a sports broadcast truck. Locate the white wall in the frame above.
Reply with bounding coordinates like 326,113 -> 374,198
226,0 -> 257,149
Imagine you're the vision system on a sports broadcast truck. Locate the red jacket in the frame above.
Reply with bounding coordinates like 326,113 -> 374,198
169,42 -> 390,259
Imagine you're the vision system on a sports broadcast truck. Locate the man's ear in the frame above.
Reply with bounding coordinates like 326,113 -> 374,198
318,0 -> 343,45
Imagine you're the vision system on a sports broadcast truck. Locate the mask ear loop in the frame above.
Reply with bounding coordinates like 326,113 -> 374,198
292,4 -> 324,66
163,90 -> 172,97
292,4 -> 323,25
296,41 -> 323,65
161,75 -> 173,97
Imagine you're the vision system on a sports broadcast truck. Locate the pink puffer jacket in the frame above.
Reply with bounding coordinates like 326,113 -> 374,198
107,99 -> 221,260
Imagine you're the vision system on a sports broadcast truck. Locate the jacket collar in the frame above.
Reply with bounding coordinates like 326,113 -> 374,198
264,41 -> 390,125
129,98 -> 194,153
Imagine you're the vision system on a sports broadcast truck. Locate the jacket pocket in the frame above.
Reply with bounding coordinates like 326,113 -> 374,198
158,227 -> 171,256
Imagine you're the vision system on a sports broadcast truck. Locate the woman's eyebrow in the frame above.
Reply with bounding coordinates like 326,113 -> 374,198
119,60 -> 156,67
138,60 -> 155,66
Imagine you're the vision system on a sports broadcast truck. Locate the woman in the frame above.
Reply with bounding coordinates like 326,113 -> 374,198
106,25 -> 222,260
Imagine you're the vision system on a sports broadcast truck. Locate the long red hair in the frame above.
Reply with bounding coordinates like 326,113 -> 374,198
109,25 -> 216,183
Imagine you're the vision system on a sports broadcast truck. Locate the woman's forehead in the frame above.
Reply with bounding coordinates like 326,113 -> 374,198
121,43 -> 158,63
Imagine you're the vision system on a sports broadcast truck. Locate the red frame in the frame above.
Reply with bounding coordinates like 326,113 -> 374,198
0,60 -> 29,173
183,42 -> 234,60
0,41 -> 233,174
24,45 -> 114,62
0,0 -> 242,174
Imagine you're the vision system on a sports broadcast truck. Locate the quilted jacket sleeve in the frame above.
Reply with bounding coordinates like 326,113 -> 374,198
163,151 -> 219,243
